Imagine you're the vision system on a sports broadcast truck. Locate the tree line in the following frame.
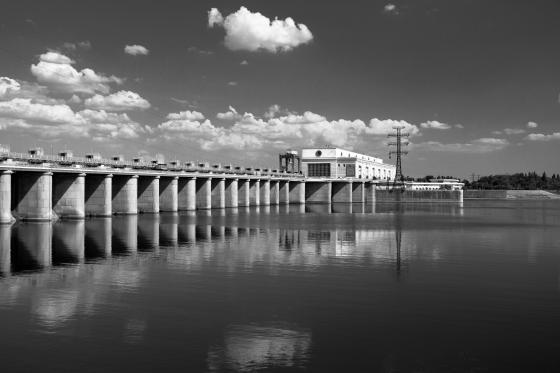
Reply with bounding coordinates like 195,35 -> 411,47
405,172 -> 560,190
464,172 -> 560,190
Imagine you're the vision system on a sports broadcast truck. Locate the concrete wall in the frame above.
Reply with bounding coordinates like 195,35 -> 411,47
290,181 -> 306,204
178,177 -> 196,211
137,176 -> 159,213
304,181 -> 330,203
160,176 -> 178,211
376,189 -> 463,202
352,182 -> 365,203
85,174 -> 112,216
0,171 -> 14,223
112,175 -> 138,214
463,190 -> 507,199
196,178 -> 211,209
332,181 -> 352,203
52,173 -> 86,219
365,183 -> 375,204
12,172 -> 54,221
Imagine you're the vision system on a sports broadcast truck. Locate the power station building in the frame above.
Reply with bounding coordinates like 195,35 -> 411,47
301,147 -> 396,180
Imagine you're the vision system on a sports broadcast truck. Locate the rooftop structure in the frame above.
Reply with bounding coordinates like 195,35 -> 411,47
300,147 -> 395,180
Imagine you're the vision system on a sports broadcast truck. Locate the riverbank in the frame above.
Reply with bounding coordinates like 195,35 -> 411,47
464,189 -> 560,200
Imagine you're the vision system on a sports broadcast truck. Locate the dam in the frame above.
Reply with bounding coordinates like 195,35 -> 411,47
0,147 -> 462,222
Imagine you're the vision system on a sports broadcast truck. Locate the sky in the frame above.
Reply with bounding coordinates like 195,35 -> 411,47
1,0 -> 560,179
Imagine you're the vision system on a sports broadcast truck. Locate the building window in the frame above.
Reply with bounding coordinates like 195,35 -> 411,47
308,163 -> 331,177
346,164 -> 355,177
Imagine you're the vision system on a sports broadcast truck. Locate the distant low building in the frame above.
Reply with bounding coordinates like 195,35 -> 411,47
301,147 -> 395,180
407,179 -> 464,191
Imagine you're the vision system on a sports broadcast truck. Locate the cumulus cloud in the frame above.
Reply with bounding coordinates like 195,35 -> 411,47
166,110 -> 205,121
217,106 -> 241,121
0,78 -> 64,105
84,90 -> 151,111
525,132 -> 560,141
0,98 -> 78,124
384,4 -> 399,15
208,8 -> 224,27
159,106 -> 420,151
31,51 -> 122,94
124,44 -> 149,56
208,7 -> 313,53
503,128 -> 526,135
62,41 -> 91,50
420,120 -> 452,130
413,138 -> 509,153
39,51 -> 75,64
240,60 -> 248,65
0,97 -> 147,139
0,77 -> 21,98
527,121 -> 538,128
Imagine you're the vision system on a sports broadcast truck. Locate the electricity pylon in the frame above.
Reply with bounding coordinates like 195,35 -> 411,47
388,125 -> 409,189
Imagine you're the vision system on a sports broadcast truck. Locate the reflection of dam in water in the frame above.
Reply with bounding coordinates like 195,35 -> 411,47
0,202 -> 465,278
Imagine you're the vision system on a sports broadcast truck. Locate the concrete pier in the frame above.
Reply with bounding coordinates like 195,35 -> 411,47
332,181 -> 352,203
0,170 -> 14,223
260,179 -> 271,206
52,173 -> 86,219
279,181 -> 290,204
304,181 -> 328,203
270,181 -> 280,205
238,179 -> 250,207
249,180 -> 260,206
13,172 -> 54,221
196,178 -> 211,209
292,181 -> 306,204
178,177 -> 196,211
225,179 -> 238,208
112,175 -> 138,214
85,174 -> 112,217
160,176 -> 178,212
137,176 -> 160,213
211,178 -> 226,209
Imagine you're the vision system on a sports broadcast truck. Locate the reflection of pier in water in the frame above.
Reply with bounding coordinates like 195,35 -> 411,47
0,202 -> 464,277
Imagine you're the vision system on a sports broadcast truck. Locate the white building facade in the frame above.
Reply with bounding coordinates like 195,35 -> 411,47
301,147 -> 395,180
406,179 -> 464,191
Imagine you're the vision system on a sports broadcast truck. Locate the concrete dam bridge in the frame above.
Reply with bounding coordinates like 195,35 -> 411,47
0,148 -> 462,223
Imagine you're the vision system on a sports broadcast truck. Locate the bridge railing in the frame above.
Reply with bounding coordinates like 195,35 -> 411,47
0,150 -> 302,178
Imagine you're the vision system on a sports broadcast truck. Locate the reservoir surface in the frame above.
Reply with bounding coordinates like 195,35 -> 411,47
1,201 -> 559,372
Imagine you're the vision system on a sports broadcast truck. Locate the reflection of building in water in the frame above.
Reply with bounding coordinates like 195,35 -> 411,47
207,323 -> 311,372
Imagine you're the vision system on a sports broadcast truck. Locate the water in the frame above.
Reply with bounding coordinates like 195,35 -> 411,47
1,201 -> 559,372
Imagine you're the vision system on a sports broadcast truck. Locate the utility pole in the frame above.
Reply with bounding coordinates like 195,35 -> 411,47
388,125 -> 409,189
